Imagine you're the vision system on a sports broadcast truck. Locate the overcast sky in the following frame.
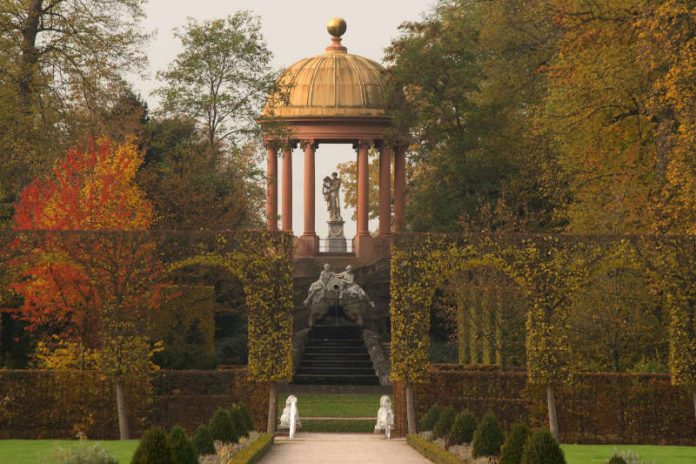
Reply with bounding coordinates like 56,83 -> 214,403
135,0 -> 436,237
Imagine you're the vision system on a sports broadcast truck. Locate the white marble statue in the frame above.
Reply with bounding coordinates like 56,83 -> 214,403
304,264 -> 375,326
303,263 -> 332,306
374,395 -> 394,439
322,172 -> 342,221
279,394 -> 301,439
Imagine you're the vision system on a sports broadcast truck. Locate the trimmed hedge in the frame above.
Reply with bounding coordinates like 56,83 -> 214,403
472,412 -> 504,458
393,366 -> 696,444
433,406 -> 456,440
0,368 -> 267,439
449,410 -> 476,445
229,433 -> 274,464
407,435 -> 461,464
419,404 -> 441,431
520,429 -> 566,464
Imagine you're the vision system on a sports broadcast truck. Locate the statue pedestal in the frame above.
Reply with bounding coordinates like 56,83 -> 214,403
327,219 -> 347,253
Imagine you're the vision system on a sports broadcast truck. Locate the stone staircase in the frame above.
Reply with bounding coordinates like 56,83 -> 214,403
293,325 -> 380,385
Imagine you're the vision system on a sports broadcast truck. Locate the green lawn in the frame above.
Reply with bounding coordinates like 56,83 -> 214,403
277,392 -> 382,418
0,440 -> 139,464
562,444 -> 696,464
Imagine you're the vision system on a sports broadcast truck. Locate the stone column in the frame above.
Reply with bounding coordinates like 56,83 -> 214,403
302,140 -> 317,237
379,144 -> 392,236
394,145 -> 406,233
266,143 -> 278,231
281,144 -> 293,232
356,140 -> 371,236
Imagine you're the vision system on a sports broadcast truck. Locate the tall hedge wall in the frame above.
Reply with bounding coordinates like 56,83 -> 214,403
393,365 -> 696,445
0,368 -> 267,439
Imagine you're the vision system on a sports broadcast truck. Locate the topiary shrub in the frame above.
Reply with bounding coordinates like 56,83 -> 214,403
500,424 -> 530,464
433,405 -> 456,440
167,425 -> 197,464
472,412 -> 505,458
605,450 -> 645,464
449,410 -> 477,445
55,443 -> 118,464
237,402 -> 254,432
209,408 -> 238,443
229,405 -> 248,438
521,429 -> 566,464
131,427 -> 175,464
419,404 -> 441,432
193,424 -> 215,455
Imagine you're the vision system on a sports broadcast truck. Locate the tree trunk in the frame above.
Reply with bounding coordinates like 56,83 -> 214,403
19,0 -> 43,111
547,383 -> 559,441
692,389 -> 696,423
406,382 -> 416,434
266,382 -> 277,434
115,381 -> 130,440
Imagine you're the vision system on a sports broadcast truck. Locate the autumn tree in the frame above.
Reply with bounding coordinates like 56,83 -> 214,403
569,240 -> 666,372
154,11 -> 275,154
137,116 -> 264,230
0,1 -> 149,223
12,138 -> 161,439
384,0 -> 564,233
337,147 -> 381,221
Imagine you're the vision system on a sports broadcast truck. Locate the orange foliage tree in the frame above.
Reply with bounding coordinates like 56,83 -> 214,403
11,138 -> 161,439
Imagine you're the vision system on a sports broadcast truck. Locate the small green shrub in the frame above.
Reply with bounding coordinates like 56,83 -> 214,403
500,424 -> 530,464
419,404 -> 441,431
209,408 -> 238,443
521,429 -> 565,464
449,410 -> 477,445
55,443 -> 118,464
472,412 -> 505,458
605,449 -> 645,464
237,402 -> 254,431
131,427 -> 175,464
230,405 -> 248,438
432,406 -> 456,440
167,425 -> 197,464
193,424 -> 215,455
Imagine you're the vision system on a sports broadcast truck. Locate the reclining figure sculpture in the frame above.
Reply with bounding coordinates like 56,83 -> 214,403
303,264 -> 375,327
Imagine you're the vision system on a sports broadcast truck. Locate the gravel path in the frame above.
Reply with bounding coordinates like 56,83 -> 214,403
259,433 -> 432,463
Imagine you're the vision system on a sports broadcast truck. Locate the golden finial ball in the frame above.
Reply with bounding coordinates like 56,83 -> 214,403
327,17 -> 347,38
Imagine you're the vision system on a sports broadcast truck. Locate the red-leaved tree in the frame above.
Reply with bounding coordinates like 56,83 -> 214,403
11,138 -> 161,439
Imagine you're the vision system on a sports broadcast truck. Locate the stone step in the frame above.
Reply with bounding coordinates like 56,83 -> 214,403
297,367 -> 377,375
304,346 -> 367,354
300,360 -> 374,367
293,374 -> 380,385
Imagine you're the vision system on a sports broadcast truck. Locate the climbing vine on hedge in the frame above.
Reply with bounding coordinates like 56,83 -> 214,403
171,231 -> 293,382
390,234 -> 501,382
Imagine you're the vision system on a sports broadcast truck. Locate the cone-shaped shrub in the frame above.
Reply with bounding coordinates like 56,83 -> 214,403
167,426 -> 197,464
500,424 -> 530,464
209,408 -> 237,443
521,429 -> 566,464
449,410 -> 477,445
193,425 -> 215,455
419,404 -> 441,432
131,427 -> 174,464
472,412 -> 505,458
229,405 -> 248,438
433,406 -> 456,440
237,402 -> 254,432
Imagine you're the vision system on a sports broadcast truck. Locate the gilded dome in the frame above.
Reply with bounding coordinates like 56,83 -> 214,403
263,19 -> 388,119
